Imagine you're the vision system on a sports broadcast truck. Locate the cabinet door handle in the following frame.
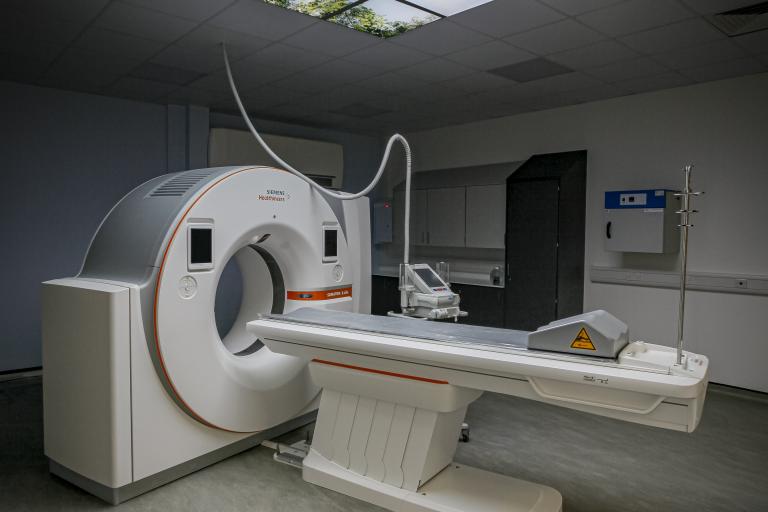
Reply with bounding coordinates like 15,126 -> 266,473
606,221 -> 612,239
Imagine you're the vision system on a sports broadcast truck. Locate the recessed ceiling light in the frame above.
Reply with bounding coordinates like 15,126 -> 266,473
262,0 -> 492,38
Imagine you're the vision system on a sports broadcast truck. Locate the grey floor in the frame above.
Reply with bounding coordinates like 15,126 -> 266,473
1,376 -> 767,512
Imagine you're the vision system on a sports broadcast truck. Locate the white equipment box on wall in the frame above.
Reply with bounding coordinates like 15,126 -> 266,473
373,200 -> 393,244
604,189 -> 680,253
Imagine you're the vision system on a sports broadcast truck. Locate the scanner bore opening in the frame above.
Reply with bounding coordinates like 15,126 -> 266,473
214,244 -> 284,356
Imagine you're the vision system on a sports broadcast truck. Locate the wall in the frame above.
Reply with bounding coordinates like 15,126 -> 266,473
403,72 -> 768,392
0,81 -> 379,373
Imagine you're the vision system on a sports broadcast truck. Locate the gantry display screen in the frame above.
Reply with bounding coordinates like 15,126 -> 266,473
190,227 -> 213,264
324,229 -> 338,259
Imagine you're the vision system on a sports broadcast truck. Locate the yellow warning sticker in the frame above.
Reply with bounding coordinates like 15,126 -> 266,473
570,328 -> 596,350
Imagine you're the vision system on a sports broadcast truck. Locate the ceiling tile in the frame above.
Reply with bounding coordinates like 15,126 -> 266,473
106,76 -> 181,100
538,0 -> 624,16
344,42 -> 431,71
236,84 -> 309,110
732,29 -> 768,54
189,64 -> 293,93
281,21 -> 380,58
679,0 -> 759,15
123,0 -> 236,22
332,102 -> 392,118
38,70 -> 121,93
273,59 -> 381,93
0,53 -> 54,82
164,86 -> 227,106
356,72 -> 428,95
95,1 -> 197,44
238,43 -> 332,72
130,61 -> 204,85
73,27 -> 166,60
301,86 -> 384,110
548,40 -> 638,69
399,83 -> 465,102
616,72 -> 692,93
446,41 -> 534,71
152,44 -> 232,74
0,10 -> 83,48
587,57 -> 670,82
577,0 -> 693,37
174,25 -> 271,58
505,19 -> 605,55
389,20 -> 492,56
451,0 -> 564,37
679,56 -> 766,82
0,39 -> 63,64
441,71 -> 515,93
652,39 -> 748,70
551,82 -> 626,103
517,71 -> 604,95
620,18 -> 725,55
208,0 -> 317,40
397,58 -> 474,83
47,48 -> 143,76
5,0 -> 110,24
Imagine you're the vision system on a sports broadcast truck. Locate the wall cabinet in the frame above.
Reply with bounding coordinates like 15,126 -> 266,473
427,187 -> 466,247
466,184 -> 506,249
393,184 -> 506,249
393,189 -> 427,245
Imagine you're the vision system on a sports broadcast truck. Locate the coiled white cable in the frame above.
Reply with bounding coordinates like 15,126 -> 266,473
221,43 -> 412,263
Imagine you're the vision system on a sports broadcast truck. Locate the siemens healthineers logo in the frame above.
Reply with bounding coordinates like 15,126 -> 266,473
258,189 -> 290,202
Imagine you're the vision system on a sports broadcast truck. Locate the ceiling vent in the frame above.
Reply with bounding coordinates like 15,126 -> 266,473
488,58 -> 573,83
708,1 -> 768,36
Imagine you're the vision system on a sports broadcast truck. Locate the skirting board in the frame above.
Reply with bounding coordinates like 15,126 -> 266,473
590,266 -> 768,296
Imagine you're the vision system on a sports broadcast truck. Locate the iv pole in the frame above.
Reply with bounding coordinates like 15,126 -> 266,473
675,165 -> 702,366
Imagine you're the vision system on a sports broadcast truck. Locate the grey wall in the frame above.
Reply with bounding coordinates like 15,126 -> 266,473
0,81 -> 382,372
0,81 -> 212,372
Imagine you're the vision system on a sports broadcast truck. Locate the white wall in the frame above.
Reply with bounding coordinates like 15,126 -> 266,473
404,72 -> 768,392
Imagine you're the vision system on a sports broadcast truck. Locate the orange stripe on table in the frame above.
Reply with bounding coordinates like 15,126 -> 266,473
287,287 -> 352,301
312,359 -> 449,385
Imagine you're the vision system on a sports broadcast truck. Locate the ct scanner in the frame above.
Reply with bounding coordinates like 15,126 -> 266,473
40,165 -> 710,512
39,46 -> 710,510
42,166 -> 371,503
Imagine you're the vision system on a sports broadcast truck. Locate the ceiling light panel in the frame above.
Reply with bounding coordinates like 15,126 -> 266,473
408,0 -> 494,16
330,0 -> 438,37
263,0 -> 492,37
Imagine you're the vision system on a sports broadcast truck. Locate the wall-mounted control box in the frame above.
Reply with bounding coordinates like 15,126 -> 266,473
604,189 -> 680,253
373,200 -> 393,244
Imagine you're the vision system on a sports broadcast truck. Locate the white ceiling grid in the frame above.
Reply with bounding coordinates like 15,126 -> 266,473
0,0 -> 764,134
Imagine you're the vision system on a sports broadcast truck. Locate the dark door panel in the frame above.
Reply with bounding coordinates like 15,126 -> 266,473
504,178 -> 559,330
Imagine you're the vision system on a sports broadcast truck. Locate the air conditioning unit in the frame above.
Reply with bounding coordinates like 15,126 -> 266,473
208,128 -> 343,189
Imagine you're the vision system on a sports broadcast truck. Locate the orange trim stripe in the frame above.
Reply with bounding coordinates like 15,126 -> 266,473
287,287 -> 352,301
312,359 -> 449,385
154,168 -> 256,433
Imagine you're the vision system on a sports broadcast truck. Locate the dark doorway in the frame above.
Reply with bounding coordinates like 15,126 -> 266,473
504,151 -> 586,331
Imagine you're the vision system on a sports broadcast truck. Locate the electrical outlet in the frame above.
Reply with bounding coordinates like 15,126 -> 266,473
735,279 -> 748,289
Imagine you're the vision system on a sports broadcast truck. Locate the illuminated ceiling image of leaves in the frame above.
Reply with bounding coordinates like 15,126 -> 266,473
264,0 -> 493,38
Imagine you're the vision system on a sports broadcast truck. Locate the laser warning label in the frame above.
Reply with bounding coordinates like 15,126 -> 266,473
570,328 -> 596,350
